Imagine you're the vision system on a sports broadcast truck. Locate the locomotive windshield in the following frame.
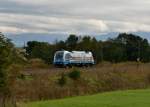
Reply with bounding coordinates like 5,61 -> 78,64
55,51 -> 64,61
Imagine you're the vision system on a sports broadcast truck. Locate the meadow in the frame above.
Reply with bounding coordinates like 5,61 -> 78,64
21,89 -> 150,107
14,61 -> 150,103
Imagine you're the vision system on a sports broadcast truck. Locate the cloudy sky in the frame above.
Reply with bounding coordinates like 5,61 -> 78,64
0,0 -> 150,46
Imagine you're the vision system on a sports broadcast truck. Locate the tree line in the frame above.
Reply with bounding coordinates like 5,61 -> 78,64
25,33 -> 150,64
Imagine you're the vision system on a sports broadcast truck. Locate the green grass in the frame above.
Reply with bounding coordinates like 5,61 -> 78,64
22,89 -> 150,107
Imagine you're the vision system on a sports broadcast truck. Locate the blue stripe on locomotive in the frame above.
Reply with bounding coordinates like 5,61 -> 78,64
54,60 -> 94,65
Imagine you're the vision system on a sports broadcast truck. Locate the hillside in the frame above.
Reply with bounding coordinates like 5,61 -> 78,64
22,89 -> 150,107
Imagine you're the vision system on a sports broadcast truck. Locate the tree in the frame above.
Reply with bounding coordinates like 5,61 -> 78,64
65,34 -> 78,50
103,40 -> 126,63
77,36 -> 92,51
26,41 -> 55,64
116,33 -> 150,62
55,40 -> 66,50
0,32 -> 22,107
25,33 -> 150,64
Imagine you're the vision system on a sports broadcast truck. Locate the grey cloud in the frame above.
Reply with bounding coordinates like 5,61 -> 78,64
0,0 -> 150,37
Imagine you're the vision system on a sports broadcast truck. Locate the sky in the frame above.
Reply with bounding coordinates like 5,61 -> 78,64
0,0 -> 150,46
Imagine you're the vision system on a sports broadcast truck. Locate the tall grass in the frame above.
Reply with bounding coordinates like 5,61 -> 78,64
15,62 -> 150,102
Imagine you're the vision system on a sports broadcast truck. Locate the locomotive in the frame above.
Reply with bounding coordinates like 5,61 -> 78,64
53,50 -> 94,67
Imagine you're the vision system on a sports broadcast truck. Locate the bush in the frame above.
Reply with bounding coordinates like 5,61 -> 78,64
28,58 -> 49,68
58,73 -> 67,87
68,68 -> 81,80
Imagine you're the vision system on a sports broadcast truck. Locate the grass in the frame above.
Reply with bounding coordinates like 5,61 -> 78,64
21,89 -> 150,107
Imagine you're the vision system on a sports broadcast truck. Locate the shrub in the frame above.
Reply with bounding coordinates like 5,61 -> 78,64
68,68 -> 81,80
18,73 -> 26,80
58,73 -> 67,87
28,58 -> 49,68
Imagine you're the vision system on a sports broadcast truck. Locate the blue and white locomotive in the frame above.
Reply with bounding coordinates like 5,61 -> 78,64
53,50 -> 94,67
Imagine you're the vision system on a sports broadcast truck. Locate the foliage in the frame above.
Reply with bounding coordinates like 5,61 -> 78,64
68,68 -> 81,80
28,58 -> 49,68
9,62 -> 150,102
116,33 -> 150,62
58,73 -> 67,87
25,33 -> 150,64
26,41 -> 55,64
65,34 -> 78,50
0,32 -> 24,107
0,33 -> 14,92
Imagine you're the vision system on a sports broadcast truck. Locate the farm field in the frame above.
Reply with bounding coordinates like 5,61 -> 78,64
21,89 -> 150,107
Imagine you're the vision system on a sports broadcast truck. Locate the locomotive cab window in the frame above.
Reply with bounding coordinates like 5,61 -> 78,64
55,52 -> 64,60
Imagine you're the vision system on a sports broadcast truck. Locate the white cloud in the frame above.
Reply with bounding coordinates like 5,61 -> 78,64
106,21 -> 150,32
0,13 -> 109,34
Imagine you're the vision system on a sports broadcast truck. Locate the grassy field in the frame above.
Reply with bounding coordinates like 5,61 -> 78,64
22,89 -> 150,107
